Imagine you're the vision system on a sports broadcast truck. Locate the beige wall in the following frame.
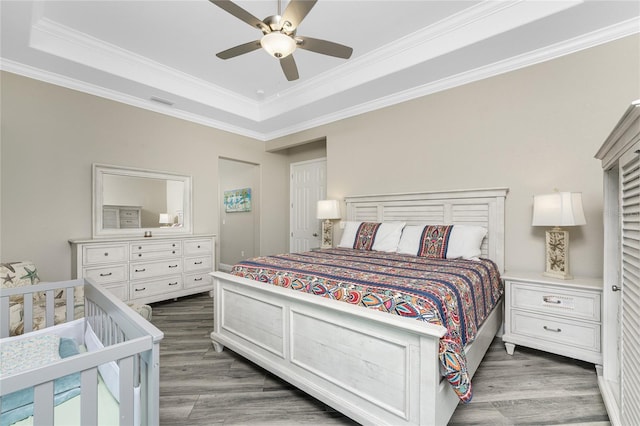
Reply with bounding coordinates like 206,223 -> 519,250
267,35 -> 640,278
3,35 -> 638,280
0,72 -> 290,281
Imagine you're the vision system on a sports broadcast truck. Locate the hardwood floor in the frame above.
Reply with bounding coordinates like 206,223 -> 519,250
150,293 -> 609,425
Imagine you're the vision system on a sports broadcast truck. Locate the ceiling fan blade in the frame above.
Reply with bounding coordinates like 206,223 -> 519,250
209,0 -> 269,32
280,55 -> 299,81
296,36 -> 353,59
216,40 -> 262,59
281,0 -> 317,31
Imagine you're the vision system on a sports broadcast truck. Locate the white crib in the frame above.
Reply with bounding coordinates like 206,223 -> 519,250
0,278 -> 163,425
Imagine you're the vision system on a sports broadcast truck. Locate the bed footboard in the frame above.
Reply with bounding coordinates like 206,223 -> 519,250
211,271 -> 475,425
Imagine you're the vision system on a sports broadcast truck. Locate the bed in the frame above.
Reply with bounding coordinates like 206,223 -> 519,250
0,278 -> 163,425
210,188 -> 508,425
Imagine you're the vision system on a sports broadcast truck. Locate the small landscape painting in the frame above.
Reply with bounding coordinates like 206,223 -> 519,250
224,188 -> 252,212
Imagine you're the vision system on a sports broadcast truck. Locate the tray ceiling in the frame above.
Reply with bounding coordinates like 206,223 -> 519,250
1,1 -> 638,141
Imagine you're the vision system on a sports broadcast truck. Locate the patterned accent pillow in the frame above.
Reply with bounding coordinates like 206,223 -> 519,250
417,225 -> 454,258
353,222 -> 381,250
1,261 -> 42,304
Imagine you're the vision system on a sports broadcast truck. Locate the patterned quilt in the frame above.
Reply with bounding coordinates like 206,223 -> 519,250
230,248 -> 503,403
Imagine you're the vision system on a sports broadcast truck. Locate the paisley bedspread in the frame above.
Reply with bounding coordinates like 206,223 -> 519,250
230,248 -> 503,403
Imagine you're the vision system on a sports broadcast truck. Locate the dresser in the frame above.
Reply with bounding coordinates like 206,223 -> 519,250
502,271 -> 602,365
70,234 -> 215,304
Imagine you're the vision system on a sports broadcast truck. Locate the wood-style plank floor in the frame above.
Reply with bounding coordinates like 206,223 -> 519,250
150,293 -> 609,425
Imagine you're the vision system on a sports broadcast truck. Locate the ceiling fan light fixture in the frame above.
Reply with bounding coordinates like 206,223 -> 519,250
261,32 -> 296,58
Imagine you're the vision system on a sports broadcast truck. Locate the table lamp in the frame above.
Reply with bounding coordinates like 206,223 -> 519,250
532,192 -> 586,279
317,200 -> 341,249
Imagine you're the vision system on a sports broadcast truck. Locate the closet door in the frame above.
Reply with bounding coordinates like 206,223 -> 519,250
619,143 -> 640,425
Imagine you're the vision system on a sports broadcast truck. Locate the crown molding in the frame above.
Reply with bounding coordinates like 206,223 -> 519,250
0,58 -> 267,141
263,18 -> 640,141
29,17 -> 260,121
259,0 -> 582,120
3,16 -> 637,142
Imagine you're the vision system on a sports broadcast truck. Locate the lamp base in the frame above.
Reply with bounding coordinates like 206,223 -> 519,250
544,227 -> 573,280
321,219 -> 334,249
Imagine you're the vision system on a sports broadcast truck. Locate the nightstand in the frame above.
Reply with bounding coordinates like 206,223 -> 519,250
502,271 -> 602,365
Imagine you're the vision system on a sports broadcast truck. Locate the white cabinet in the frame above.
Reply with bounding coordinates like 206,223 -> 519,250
70,234 -> 215,304
595,100 -> 640,426
502,272 -> 602,365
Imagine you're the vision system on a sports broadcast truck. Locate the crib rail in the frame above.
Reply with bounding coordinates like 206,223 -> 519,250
0,278 -> 164,425
0,278 -> 83,338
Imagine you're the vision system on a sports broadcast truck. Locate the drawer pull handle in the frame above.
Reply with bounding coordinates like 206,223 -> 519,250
194,277 -> 203,281
168,264 -> 178,268
135,268 -> 146,272
543,326 -> 562,333
99,272 -> 113,277
543,296 -> 562,304
138,246 -> 142,250
197,245 -> 201,248
135,287 -> 146,292
104,253 -> 109,256
138,254 -> 142,257
194,261 -> 203,265
172,251 -> 176,254
168,282 -> 178,286
172,244 -> 176,247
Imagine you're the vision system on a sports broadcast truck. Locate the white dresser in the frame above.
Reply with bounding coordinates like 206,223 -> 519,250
502,271 -> 602,365
70,234 -> 215,304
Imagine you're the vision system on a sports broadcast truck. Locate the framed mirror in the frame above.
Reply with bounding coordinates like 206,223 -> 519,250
93,164 -> 192,238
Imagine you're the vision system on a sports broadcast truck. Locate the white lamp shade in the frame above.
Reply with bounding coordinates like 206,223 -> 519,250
532,192 -> 586,226
260,32 -> 296,58
317,200 -> 341,220
159,213 -> 172,224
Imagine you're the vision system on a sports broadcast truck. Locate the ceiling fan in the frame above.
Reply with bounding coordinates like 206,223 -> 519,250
210,0 -> 353,81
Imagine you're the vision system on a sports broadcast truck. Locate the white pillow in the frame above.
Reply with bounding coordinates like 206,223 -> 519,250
372,222 -> 406,252
337,221 -> 406,252
397,224 -> 487,259
397,225 -> 426,256
446,225 -> 487,260
337,221 -> 362,248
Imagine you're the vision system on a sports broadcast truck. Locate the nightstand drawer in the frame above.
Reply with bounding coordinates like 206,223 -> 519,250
509,281 -> 600,322
510,310 -> 601,352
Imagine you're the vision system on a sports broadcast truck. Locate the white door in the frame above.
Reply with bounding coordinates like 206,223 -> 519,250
290,158 -> 326,252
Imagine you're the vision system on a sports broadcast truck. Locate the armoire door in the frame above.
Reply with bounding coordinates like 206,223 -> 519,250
618,142 -> 640,425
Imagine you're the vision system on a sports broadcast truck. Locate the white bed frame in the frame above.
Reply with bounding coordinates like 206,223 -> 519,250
210,188 -> 508,425
0,278 -> 164,425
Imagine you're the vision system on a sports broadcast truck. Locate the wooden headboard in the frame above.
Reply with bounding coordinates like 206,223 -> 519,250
344,188 -> 508,272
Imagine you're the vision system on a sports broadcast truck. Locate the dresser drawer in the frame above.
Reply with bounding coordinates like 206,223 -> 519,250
131,276 -> 183,300
130,241 -> 181,260
183,239 -> 213,256
184,256 -> 213,272
83,264 -> 128,284
83,244 -> 128,265
130,259 -> 182,280
184,272 -> 212,289
509,281 -> 601,322
510,310 -> 601,352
